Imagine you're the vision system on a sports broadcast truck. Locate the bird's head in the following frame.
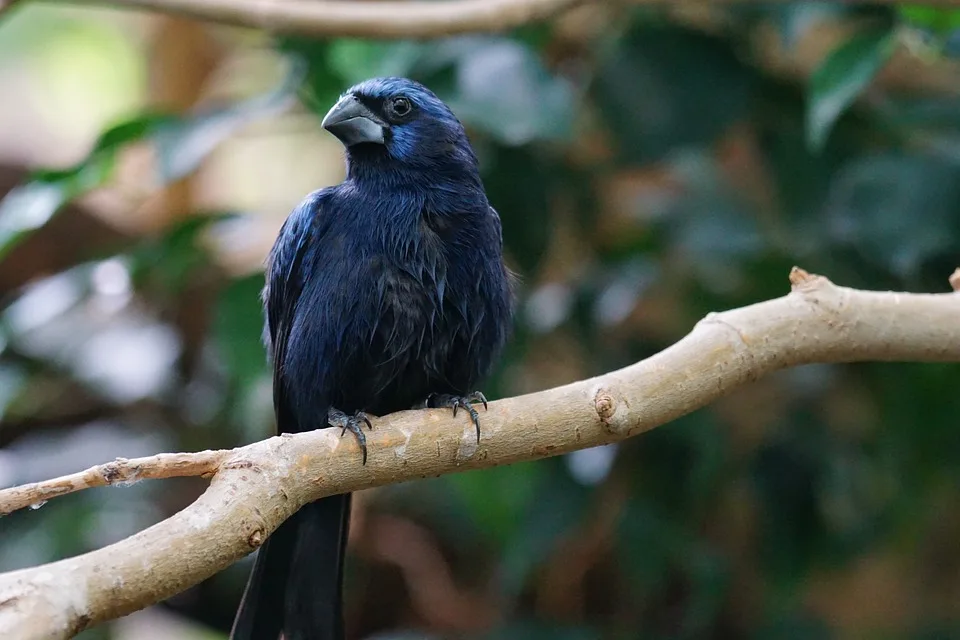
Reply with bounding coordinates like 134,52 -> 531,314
321,77 -> 478,177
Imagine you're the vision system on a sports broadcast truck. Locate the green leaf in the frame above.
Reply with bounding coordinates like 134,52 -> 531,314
593,27 -> 753,165
482,145 -> 555,274
823,153 -> 960,278
448,461 -> 547,545
327,40 -> 426,86
806,28 -> 897,152
0,182 -> 67,262
214,273 -> 268,388
752,613 -> 833,640
499,465 -> 590,599
441,38 -> 574,145
129,213 -> 234,293
0,363 -> 27,423
0,114 -> 166,262
0,63 -> 301,263
277,38 -> 342,115
153,61 -> 303,182
898,6 -> 960,35
481,622 -> 600,640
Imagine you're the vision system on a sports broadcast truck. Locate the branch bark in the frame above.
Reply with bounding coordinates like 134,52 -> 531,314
35,0 -> 960,39
54,0 -> 587,38
1,268 -> 959,639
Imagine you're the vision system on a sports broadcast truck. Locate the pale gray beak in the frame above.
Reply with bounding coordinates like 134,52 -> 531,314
321,94 -> 386,147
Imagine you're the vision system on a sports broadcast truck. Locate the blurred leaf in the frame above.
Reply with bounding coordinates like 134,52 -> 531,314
680,550 -> 729,637
278,38 -> 343,115
499,463 -> 590,599
0,114 -> 167,261
881,95 -> 960,133
870,362 -> 960,485
441,37 -> 574,145
772,3 -> 847,50
751,413 -> 830,586
0,363 -> 27,423
898,6 -> 960,35
214,273 -> 268,388
481,621 -> 600,640
364,632 -> 441,640
823,153 -> 960,278
327,40 -> 426,85
0,182 -> 68,261
593,27 -> 752,165
448,460 -> 546,545
806,27 -> 896,151
753,613 -> 833,640
0,62 -> 300,263
481,145 -> 556,274
153,61 -> 303,182
129,213 -> 234,294
657,153 -> 765,292
615,499 -> 680,595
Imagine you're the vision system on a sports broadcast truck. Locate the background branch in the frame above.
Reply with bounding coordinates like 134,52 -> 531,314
54,0 -> 587,38
32,0 -> 960,39
0,268 -> 958,639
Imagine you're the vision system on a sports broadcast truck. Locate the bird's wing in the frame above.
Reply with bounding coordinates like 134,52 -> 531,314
234,187 -> 348,640
263,188 -> 335,432
489,205 -> 504,247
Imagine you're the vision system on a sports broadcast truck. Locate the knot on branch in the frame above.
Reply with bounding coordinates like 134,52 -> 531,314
594,386 -> 629,435
247,528 -> 265,548
101,458 -> 141,484
788,266 -> 831,294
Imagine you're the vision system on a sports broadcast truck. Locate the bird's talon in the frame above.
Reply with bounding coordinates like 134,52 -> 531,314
328,408 -> 372,465
421,391 -> 489,442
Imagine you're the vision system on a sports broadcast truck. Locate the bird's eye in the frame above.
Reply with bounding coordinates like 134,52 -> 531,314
388,96 -> 412,118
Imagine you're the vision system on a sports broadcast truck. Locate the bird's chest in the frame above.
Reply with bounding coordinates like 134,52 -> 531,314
365,247 -> 453,355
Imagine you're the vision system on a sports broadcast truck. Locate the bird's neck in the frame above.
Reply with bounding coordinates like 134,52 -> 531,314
345,157 -> 486,209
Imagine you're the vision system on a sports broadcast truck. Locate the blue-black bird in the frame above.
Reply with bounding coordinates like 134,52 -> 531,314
230,77 -> 514,640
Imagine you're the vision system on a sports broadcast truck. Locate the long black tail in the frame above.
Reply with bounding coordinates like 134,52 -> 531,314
231,493 -> 352,640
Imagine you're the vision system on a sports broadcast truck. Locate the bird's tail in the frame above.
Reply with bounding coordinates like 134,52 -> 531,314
231,493 -> 352,640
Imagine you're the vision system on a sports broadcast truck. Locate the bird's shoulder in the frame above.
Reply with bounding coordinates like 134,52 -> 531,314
266,187 -> 339,273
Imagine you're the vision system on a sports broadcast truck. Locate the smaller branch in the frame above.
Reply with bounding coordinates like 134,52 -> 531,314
951,268 -> 960,292
36,0 -> 960,39
58,0 -> 586,38
0,451 -> 229,515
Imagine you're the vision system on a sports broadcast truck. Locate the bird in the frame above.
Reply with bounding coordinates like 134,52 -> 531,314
229,77 -> 514,640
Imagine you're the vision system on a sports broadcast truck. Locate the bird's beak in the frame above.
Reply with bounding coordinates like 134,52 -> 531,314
321,94 -> 386,147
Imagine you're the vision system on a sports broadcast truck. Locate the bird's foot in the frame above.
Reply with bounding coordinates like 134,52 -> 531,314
419,392 -> 488,442
328,408 -> 373,465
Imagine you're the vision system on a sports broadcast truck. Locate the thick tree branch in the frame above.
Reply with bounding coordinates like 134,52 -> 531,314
1,268 -> 959,639
54,0 -> 587,38
32,0 -> 960,39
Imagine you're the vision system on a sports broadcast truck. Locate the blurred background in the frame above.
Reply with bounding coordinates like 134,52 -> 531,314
1,2 -> 959,639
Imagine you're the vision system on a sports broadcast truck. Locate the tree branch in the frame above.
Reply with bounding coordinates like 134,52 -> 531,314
0,451 -> 229,515
53,0 -> 587,38
1,268 -> 959,639
37,0 -> 960,39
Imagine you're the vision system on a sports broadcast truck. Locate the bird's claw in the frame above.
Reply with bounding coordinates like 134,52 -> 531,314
421,391 -> 488,442
328,408 -> 373,465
